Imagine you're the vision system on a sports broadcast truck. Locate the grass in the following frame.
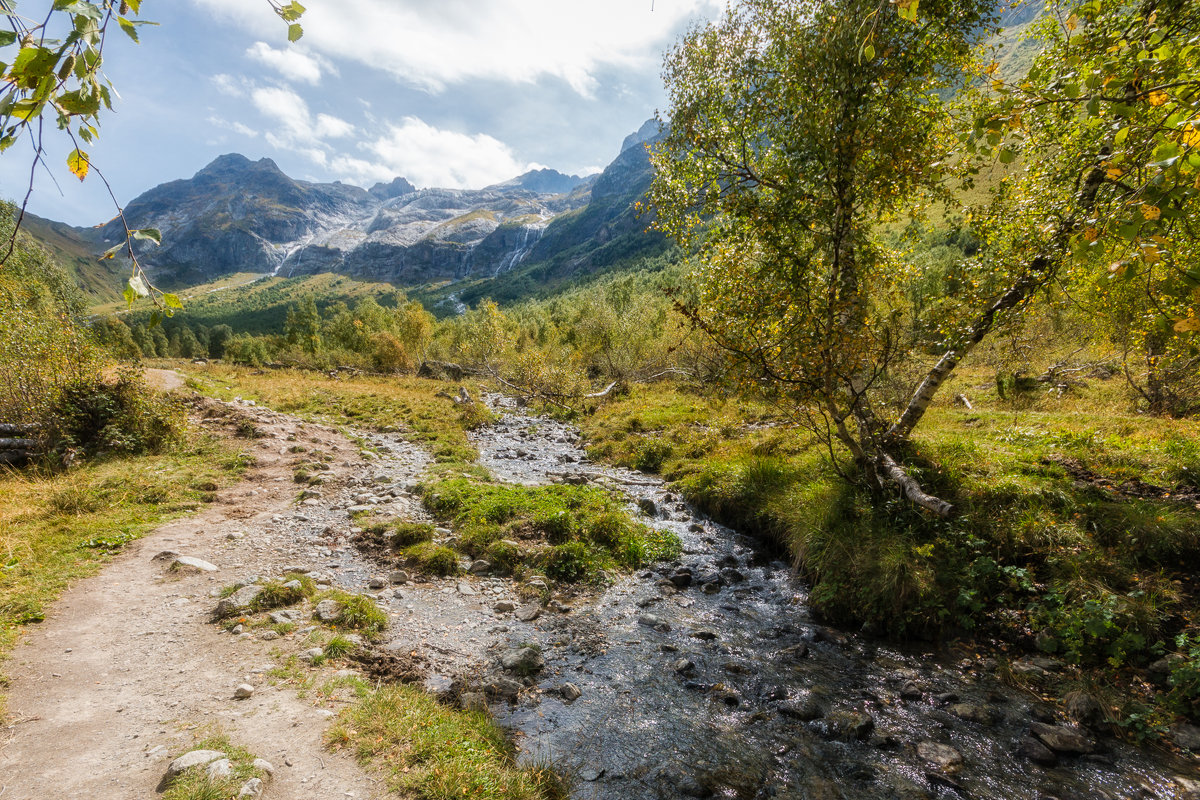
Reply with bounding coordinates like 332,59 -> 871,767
160,732 -> 269,800
327,684 -> 568,800
315,588 -> 389,635
401,541 -> 461,577
421,476 -> 681,582
184,363 -> 481,462
0,435 -> 249,716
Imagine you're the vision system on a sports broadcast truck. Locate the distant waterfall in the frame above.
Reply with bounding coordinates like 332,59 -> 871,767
493,226 -> 543,277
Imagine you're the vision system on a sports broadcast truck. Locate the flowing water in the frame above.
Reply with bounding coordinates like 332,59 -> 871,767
464,397 -> 1199,800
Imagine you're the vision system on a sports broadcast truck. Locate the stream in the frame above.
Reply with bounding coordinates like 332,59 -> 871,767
297,396 -> 1198,800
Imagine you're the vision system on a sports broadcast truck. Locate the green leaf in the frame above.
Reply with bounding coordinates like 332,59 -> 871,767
163,292 -> 184,310
999,147 -> 1015,164
130,227 -> 162,245
118,16 -> 139,42
287,23 -> 303,42
123,285 -> 137,307
128,273 -> 150,297
863,44 -> 875,61
0,31 -> 17,47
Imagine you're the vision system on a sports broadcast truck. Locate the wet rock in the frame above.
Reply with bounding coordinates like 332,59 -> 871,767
1171,722 -> 1200,751
1175,777 -> 1200,800
673,658 -> 696,674
171,556 -> 219,573
313,598 -> 342,623
637,497 -> 658,517
1029,722 -> 1095,754
213,585 -> 264,619
1064,690 -> 1104,727
482,675 -> 524,699
709,683 -> 740,706
779,642 -> 809,659
1017,735 -> 1058,766
690,629 -> 718,641
494,600 -> 517,613
716,554 -> 740,568
933,691 -> 959,705
656,578 -> 679,595
688,523 -> 704,532
515,604 -> 541,622
638,614 -> 671,632
948,703 -> 995,726
389,570 -> 410,585
818,710 -> 875,741
924,771 -> 966,795
669,569 -> 693,588
701,582 -> 721,594
165,750 -> 226,779
234,684 -> 254,699
778,692 -> 824,721
500,646 -> 544,675
661,765 -> 713,798
460,692 -> 489,712
899,680 -> 923,700
917,741 -> 963,774
1011,659 -> 1046,678
720,568 -> 746,584
559,682 -> 582,702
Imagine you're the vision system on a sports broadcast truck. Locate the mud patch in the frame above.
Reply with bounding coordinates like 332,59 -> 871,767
351,526 -> 400,566
351,647 -> 427,684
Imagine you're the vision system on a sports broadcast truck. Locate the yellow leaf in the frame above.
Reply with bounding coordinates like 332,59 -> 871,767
1142,204 -> 1161,221
991,79 -> 1005,91
67,148 -> 89,181
1183,126 -> 1200,148
1066,13 -> 1079,30
1105,166 -> 1124,180
1141,243 -> 1161,263
1174,317 -> 1200,333
1148,90 -> 1169,106
1083,227 -> 1099,242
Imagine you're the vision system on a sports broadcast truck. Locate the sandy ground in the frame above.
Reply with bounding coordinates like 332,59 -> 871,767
0,394 -> 387,800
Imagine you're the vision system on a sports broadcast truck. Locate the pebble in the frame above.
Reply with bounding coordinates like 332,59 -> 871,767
234,684 -> 254,699
638,614 -> 671,632
515,604 -> 541,622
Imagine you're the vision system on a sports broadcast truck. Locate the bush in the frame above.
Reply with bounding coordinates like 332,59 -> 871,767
44,369 -> 186,458
389,522 -> 435,548
544,541 -> 601,582
403,542 -> 460,576
633,439 -> 673,473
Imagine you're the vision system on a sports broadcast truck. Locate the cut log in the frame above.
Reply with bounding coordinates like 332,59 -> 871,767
878,453 -> 955,518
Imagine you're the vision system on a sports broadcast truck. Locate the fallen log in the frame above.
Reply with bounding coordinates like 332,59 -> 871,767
0,438 -> 39,450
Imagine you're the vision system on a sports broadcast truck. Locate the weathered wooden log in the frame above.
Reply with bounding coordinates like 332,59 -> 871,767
0,423 -> 35,436
0,438 -> 39,449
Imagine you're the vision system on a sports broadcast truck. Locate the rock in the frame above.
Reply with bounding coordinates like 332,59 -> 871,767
559,682 -> 582,702
1010,659 -> 1046,678
932,691 -> 959,705
720,568 -> 746,584
1175,777 -> 1200,800
673,658 -> 695,674
669,570 -> 693,588
500,646 -> 544,675
637,497 -> 658,517
1170,722 -> 1200,751
368,577 -> 387,589
690,629 -> 718,641
482,675 -> 524,699
899,680 -> 923,700
268,610 -> 295,625
638,614 -> 671,632
259,630 -> 279,641
526,577 -> 549,591
948,703 -> 995,726
313,598 -> 342,623
469,559 -> 492,574
214,585 -> 264,619
206,758 -> 232,780
494,600 -> 517,613
389,570 -> 411,585
165,749 -> 226,779
234,683 -> 254,699
779,642 -> 808,659
460,692 -> 489,712
252,758 -> 275,775
152,550 -> 182,562
819,710 -> 875,741
1017,735 -> 1058,766
709,683 -> 740,706
1064,690 -> 1104,727
515,604 -> 541,622
701,582 -> 721,594
172,556 -> 219,573
917,741 -> 963,774
1029,722 -> 1095,754
238,778 -> 264,798
457,582 -> 477,596
778,692 -> 824,721
300,647 -> 324,663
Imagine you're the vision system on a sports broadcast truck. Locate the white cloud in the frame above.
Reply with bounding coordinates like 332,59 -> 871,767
207,115 -> 260,138
315,113 -> 355,139
330,118 -> 533,189
249,85 -> 356,168
245,41 -> 330,85
211,73 -> 247,97
189,0 -> 720,96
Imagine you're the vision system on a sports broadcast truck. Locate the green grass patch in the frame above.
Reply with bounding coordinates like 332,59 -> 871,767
316,589 -> 388,635
401,541 -> 461,577
421,476 -> 680,582
327,684 -> 568,800
160,732 -> 269,800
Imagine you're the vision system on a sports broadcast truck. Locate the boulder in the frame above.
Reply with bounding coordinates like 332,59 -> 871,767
1017,735 -> 1057,766
515,604 -> 541,622
1029,722 -> 1095,754
214,585 -> 264,619
313,598 -> 342,623
494,600 -> 517,613
916,742 -> 963,774
500,646 -> 545,675
172,556 -> 219,573
638,614 -> 671,632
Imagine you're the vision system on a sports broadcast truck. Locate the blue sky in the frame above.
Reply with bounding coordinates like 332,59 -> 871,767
0,0 -> 722,226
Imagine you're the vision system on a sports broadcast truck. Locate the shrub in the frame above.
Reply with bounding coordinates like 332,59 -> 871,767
43,369 -> 186,458
544,542 -> 601,582
633,439 -> 673,473
390,522 -> 435,548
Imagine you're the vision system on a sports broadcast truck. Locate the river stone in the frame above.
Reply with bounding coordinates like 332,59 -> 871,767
206,758 -> 232,780
1176,777 -> 1200,800
494,600 -> 517,613
1064,690 -> 1103,726
819,710 -> 875,741
559,682 -> 582,702
948,703 -> 995,726
482,675 -> 524,699
779,642 -> 809,659
313,598 -> 342,623
674,658 -> 695,674
214,585 -> 264,619
368,577 -> 387,589
778,692 -> 824,721
389,570 -> 411,585
172,556 -> 219,573
457,582 -> 477,596
637,497 -> 658,517
1029,722 -> 1095,754
669,570 -> 693,588
701,582 -> 721,594
1171,722 -> 1200,751
639,614 -> 671,632
460,692 -> 489,712
1017,735 -> 1058,766
917,742 -> 963,774
500,646 -> 544,675
899,680 -> 923,700
720,568 -> 746,584
691,629 -> 718,641
515,604 -> 541,622
165,749 -> 226,779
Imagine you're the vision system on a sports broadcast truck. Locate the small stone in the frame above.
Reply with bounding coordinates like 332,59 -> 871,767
389,570 -> 411,585
690,629 -> 718,641
515,604 -> 541,623
268,610 -> 295,625
227,532 -> 245,540
701,582 -> 720,594
214,584 -> 264,619
314,599 -> 342,623
948,703 -> 994,726
1175,777 -> 1200,800
559,682 -> 582,702
673,658 -> 695,674
252,758 -> 275,775
669,570 -> 693,588
469,559 -> 492,575
819,710 -> 874,741
300,647 -> 324,663
1029,721 -> 1095,754
171,556 -> 219,573
494,601 -> 517,613
482,675 -> 524,699
917,741 -> 963,774
259,631 -> 280,641
234,683 -> 254,699
778,692 -> 824,721
152,550 -> 181,562
899,680 -> 923,700
368,577 -> 387,589
1017,735 -> 1058,766
238,778 -> 264,798
457,582 -> 477,596
779,642 -> 808,659
637,497 -> 657,517
206,758 -> 233,780
165,750 -> 226,779
638,614 -> 671,633
500,646 -> 544,675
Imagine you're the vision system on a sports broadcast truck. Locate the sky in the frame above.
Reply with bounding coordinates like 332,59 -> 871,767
0,0 -> 723,227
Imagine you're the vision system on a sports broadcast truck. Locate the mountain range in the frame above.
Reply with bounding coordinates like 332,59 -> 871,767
29,119 -> 666,299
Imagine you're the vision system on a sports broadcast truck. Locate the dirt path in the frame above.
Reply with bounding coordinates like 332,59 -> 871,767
0,400 -> 388,800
